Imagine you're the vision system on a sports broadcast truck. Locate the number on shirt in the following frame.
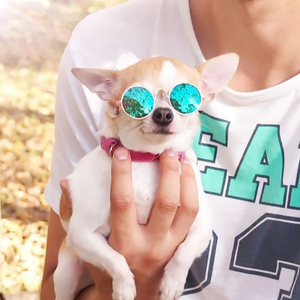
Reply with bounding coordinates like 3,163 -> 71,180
183,232 -> 218,295
230,213 -> 300,300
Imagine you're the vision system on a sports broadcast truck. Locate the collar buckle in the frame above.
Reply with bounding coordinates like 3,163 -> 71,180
108,141 -> 119,157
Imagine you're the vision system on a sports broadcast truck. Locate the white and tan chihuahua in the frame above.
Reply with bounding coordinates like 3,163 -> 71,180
53,54 -> 239,300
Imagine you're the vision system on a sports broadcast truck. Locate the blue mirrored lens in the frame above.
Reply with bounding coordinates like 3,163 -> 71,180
122,87 -> 155,118
170,83 -> 201,114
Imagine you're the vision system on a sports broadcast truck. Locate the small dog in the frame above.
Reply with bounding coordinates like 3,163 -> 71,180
53,54 -> 239,300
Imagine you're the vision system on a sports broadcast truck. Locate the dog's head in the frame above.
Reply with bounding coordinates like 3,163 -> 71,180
72,54 -> 239,153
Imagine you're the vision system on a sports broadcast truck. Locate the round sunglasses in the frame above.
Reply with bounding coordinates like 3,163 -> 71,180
120,83 -> 202,119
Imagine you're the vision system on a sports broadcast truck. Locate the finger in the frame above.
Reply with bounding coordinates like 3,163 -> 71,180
147,150 -> 180,240
171,160 -> 199,241
59,179 -> 73,220
60,179 -> 72,206
110,147 -> 138,238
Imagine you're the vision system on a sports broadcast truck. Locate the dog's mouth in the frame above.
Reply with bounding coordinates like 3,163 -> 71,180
141,123 -> 175,135
152,128 -> 174,135
143,125 -> 174,135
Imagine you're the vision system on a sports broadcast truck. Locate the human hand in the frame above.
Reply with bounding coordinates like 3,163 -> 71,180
107,147 -> 199,299
60,147 -> 199,300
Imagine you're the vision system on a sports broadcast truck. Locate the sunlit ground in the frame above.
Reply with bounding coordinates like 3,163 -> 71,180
0,0 -> 126,296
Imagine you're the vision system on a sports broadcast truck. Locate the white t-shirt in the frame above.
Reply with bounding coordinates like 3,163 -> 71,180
45,0 -> 300,299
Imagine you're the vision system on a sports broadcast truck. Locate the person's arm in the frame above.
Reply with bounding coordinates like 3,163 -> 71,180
40,208 -> 66,300
40,205 -> 160,300
40,199 -> 110,300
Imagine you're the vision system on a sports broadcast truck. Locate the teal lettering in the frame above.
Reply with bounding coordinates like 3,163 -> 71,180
193,113 -> 229,195
289,160 -> 300,209
227,125 -> 286,206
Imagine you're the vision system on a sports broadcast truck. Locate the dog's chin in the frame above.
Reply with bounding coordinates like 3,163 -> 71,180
151,129 -> 174,135
143,127 -> 174,136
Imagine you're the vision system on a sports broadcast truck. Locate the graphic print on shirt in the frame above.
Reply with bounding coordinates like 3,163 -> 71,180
230,214 -> 300,300
289,152 -> 300,209
194,112 -> 300,209
226,124 -> 287,207
183,232 -> 218,295
192,113 -> 230,196
184,112 -> 300,298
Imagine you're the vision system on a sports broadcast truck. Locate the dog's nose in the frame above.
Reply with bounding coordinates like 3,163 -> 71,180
152,107 -> 174,126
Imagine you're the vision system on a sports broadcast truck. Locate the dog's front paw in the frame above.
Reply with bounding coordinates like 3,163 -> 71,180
159,273 -> 186,300
112,275 -> 136,300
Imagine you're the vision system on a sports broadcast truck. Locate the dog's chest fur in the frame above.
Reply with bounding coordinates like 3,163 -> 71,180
67,146 -> 160,235
132,162 -> 159,224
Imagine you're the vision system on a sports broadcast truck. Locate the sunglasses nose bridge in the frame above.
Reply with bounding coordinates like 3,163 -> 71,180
155,88 -> 169,101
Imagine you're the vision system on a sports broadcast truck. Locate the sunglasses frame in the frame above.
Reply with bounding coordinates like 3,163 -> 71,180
119,83 -> 203,120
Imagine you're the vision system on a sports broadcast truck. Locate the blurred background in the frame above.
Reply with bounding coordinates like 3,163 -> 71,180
0,0 -> 125,298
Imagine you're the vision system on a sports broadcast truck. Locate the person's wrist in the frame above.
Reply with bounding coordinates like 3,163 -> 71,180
85,256 -> 164,300
86,263 -> 113,299
133,268 -> 163,300
75,284 -> 104,300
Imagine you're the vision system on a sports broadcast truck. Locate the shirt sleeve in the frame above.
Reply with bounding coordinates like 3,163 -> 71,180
44,0 -> 158,214
44,39 -> 104,214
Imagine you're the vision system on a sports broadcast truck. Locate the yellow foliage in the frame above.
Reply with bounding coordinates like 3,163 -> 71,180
1,0 -> 128,295
0,65 -> 54,293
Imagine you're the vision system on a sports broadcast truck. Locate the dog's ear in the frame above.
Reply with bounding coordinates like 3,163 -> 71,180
72,68 -> 118,101
196,53 -> 239,102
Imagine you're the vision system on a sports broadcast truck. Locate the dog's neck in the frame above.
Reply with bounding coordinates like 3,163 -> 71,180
100,136 -> 185,162
99,118 -> 193,155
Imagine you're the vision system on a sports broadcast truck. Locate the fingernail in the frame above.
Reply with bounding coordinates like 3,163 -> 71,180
166,148 -> 176,157
60,179 -> 68,193
61,184 -> 67,195
114,148 -> 129,160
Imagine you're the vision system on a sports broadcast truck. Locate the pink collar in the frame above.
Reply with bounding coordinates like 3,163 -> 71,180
100,136 -> 185,162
